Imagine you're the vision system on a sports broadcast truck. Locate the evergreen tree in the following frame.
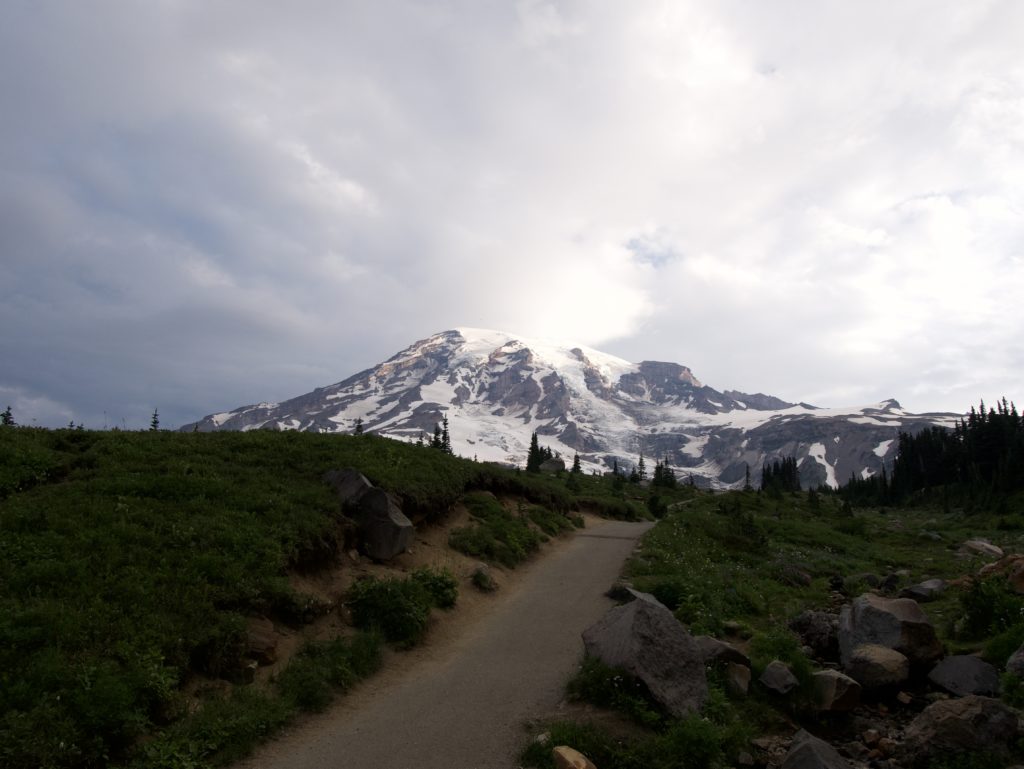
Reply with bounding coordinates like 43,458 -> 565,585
743,463 -> 752,492
354,417 -> 364,435
150,409 -> 160,431
2,405 -> 14,426
637,454 -> 647,482
431,423 -> 443,450
526,432 -> 544,473
571,452 -> 582,474
441,416 -> 453,455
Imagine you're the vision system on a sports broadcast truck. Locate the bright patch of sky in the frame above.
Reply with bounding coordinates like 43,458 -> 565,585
1,1 -> 1022,428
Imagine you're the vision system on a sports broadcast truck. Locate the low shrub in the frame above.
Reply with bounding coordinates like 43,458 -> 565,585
449,492 -> 542,567
347,576 -> 432,648
958,577 -> 1024,639
412,566 -> 458,609
568,657 -> 666,729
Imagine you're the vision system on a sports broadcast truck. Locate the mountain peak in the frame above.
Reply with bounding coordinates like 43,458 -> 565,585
184,330 -> 960,488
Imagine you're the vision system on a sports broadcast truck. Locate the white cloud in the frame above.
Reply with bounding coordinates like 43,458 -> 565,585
2,0 -> 1023,426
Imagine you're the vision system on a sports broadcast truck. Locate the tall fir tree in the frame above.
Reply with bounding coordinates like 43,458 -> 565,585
1,406 -> 14,426
149,408 -> 160,431
571,452 -> 582,474
441,416 -> 453,454
526,432 -> 544,472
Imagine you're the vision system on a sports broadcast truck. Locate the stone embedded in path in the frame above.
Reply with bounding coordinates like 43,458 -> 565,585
582,593 -> 708,717
901,695 -> 1022,767
844,644 -> 909,689
839,593 -> 943,667
760,660 -> 799,695
553,746 -> 597,769
928,655 -> 1000,697
781,729 -> 852,769
813,669 -> 861,711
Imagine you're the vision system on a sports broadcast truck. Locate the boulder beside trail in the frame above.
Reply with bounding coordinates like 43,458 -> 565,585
900,695 -> 1022,767
582,594 -> 707,717
323,468 -> 414,561
839,593 -> 943,667
958,539 -> 1004,560
781,729 -> 852,769
695,635 -> 751,668
1007,642 -> 1024,677
928,655 -> 1000,697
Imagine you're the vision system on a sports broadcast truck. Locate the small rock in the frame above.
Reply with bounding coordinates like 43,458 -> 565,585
813,669 -> 861,711
737,750 -> 755,766
958,539 -> 1004,560
838,593 -> 943,668
781,729 -> 853,769
928,655 -> 1000,697
896,691 -> 913,705
696,635 -> 751,668
1007,642 -> 1024,677
877,737 -> 898,757
862,729 -> 880,747
760,660 -> 799,695
722,620 -> 744,636
726,662 -> 751,696
245,617 -> 278,665
899,578 -> 947,603
347,548 -> 360,563
1009,559 -> 1024,595
552,746 -> 596,769
879,573 -> 900,593
777,564 -> 813,587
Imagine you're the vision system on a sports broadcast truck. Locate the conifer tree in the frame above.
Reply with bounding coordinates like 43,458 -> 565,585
571,452 -> 582,474
527,432 -> 544,473
637,454 -> 647,482
1,406 -> 14,426
431,423 -> 443,450
354,417 -> 364,435
441,416 -> 453,455
150,409 -> 160,431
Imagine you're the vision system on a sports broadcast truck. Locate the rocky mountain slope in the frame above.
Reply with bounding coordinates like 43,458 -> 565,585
183,328 -> 960,488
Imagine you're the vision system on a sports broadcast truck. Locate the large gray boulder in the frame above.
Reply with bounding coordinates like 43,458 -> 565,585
900,695 -> 1022,767
844,643 -> 909,689
323,467 -> 374,504
582,594 -> 707,717
928,655 -> 1000,697
323,468 -> 415,561
352,488 -> 414,561
781,729 -> 852,769
839,593 -> 943,667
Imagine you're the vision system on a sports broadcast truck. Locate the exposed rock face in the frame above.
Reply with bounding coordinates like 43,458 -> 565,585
901,695 -> 1022,767
781,729 -> 852,769
839,594 -> 943,667
695,635 -> 751,668
812,670 -> 861,711
898,578 -> 946,603
843,644 -> 910,689
323,468 -> 374,504
582,594 -> 707,717
928,655 -> 1001,697
760,660 -> 799,695
789,610 -> 839,661
183,328 -> 960,487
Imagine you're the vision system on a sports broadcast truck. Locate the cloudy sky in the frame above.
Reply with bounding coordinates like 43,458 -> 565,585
2,1 -> 1022,428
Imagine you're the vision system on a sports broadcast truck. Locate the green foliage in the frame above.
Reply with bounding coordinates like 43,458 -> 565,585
275,632 -> 382,712
411,566 -> 459,609
448,492 -> 542,567
957,577 -> 1024,639
983,621 -> 1024,667
1002,672 -> 1024,708
527,505 -> 574,536
567,657 -> 666,729
347,576 -> 432,648
576,495 -> 645,521
471,566 -> 496,592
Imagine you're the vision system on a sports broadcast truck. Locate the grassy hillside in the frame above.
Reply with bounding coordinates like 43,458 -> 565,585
0,427 -> 631,769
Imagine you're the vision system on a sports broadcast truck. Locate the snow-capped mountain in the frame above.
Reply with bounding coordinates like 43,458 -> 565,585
182,328 -> 961,488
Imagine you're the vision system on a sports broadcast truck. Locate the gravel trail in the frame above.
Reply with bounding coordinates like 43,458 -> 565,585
238,519 -> 653,769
